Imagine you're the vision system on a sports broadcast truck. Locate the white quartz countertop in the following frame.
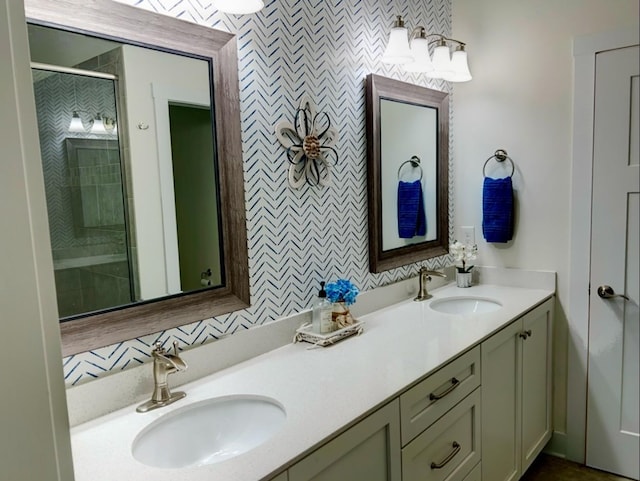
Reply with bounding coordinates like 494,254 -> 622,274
70,282 -> 554,481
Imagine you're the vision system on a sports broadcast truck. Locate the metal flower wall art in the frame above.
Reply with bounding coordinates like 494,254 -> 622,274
275,96 -> 339,189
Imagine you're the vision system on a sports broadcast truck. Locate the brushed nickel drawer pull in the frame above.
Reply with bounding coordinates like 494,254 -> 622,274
429,377 -> 460,401
431,441 -> 461,469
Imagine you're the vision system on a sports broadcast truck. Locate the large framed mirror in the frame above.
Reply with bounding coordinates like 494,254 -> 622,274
365,74 -> 449,272
25,0 -> 249,356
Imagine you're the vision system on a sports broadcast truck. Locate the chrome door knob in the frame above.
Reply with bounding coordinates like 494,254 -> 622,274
597,285 -> 630,301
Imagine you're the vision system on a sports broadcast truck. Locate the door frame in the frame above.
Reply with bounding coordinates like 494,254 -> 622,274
567,25 -> 639,463
1,0 -> 74,478
151,82 -> 210,295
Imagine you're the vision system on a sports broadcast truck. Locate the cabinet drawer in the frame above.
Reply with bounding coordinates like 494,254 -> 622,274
402,388 -> 481,481
462,463 -> 481,481
400,346 -> 480,445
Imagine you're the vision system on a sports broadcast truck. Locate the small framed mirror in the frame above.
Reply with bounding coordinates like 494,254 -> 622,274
365,74 -> 449,272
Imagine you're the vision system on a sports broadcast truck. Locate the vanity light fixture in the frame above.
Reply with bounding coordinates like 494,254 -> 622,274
403,27 -> 433,73
212,0 -> 264,14
382,15 -> 472,82
381,16 -> 414,64
90,113 -> 107,135
106,117 -> 118,136
68,111 -> 85,133
68,111 -> 117,135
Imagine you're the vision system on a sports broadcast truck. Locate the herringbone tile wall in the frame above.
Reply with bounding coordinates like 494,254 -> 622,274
63,0 -> 455,385
33,71 -> 119,258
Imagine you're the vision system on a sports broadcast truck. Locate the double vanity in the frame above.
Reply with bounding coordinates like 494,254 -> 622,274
68,269 -> 555,481
16,2 -> 557,479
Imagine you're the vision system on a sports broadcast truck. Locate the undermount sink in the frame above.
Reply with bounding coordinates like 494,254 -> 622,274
429,296 -> 502,315
132,395 -> 286,469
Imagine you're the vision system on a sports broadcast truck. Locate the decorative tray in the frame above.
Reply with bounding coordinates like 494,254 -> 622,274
294,321 -> 364,347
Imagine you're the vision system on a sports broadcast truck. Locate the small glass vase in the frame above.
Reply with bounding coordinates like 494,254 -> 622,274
331,301 -> 355,330
456,271 -> 472,288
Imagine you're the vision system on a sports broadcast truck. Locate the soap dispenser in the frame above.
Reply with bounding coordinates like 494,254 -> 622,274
312,281 -> 333,333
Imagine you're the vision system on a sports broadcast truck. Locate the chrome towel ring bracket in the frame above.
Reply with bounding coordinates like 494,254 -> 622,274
483,149 -> 515,178
397,155 -> 424,181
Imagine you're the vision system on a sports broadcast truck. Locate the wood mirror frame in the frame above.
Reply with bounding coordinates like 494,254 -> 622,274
365,74 -> 449,273
25,0 -> 249,356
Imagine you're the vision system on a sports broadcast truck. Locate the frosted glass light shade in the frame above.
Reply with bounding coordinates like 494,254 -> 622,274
403,37 -> 434,73
427,44 -> 452,79
382,27 -> 412,64
90,115 -> 107,135
212,0 -> 264,14
68,112 -> 85,133
445,49 -> 472,82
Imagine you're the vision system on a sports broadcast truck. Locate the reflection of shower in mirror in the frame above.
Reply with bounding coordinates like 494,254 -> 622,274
29,23 -> 224,320
25,0 -> 248,355
32,66 -> 133,317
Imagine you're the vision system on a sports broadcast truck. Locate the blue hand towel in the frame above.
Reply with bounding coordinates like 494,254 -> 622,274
397,180 -> 426,239
482,176 -> 514,243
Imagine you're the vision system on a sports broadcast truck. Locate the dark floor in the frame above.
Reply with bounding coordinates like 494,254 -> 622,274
521,454 -> 633,481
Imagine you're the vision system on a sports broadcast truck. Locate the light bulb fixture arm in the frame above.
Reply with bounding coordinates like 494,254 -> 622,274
392,15 -> 406,28
393,16 -> 467,47
428,35 -> 466,48
407,29 -> 466,48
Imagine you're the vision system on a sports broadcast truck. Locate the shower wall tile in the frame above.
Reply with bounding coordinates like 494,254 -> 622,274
63,0 -> 456,385
33,71 -> 120,255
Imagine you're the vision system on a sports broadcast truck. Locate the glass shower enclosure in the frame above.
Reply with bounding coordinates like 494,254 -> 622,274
31,66 -> 135,318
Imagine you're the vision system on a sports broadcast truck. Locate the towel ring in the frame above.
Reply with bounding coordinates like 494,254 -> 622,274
397,155 -> 423,181
483,149 -> 515,178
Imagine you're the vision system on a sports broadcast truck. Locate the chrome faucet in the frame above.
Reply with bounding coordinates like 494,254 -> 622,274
136,341 -> 188,413
414,267 -> 446,302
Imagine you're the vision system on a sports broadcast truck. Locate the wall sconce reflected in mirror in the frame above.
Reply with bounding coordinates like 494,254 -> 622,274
382,15 -> 472,82
104,117 -> 117,135
68,111 -> 117,135
212,0 -> 264,14
68,111 -> 85,133
90,114 -> 107,135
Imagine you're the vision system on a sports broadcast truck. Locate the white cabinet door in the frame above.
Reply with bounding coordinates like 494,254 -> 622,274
481,298 -> 554,481
521,303 -> 553,473
288,399 -> 401,481
481,319 -> 522,481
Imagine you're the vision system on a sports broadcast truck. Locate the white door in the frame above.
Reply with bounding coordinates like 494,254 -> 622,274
587,45 -> 639,480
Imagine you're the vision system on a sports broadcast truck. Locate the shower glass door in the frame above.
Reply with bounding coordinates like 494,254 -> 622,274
31,67 -> 135,318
